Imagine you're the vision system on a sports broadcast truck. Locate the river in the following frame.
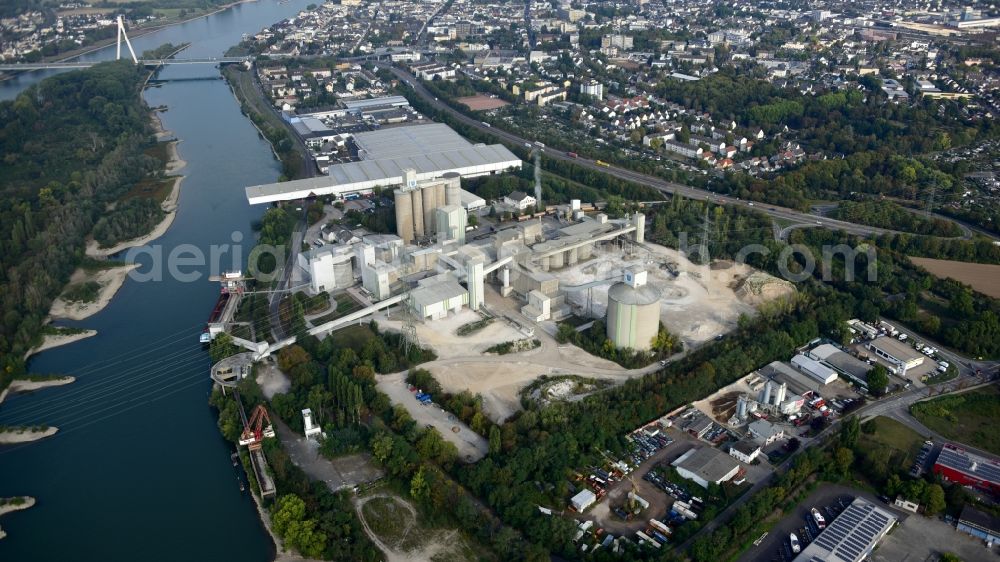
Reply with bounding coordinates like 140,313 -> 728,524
0,2 -> 312,560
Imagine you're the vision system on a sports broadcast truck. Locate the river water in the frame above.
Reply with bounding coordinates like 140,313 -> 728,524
0,2 -> 312,560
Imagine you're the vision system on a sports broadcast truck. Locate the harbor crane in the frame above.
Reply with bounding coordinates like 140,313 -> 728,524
239,404 -> 276,451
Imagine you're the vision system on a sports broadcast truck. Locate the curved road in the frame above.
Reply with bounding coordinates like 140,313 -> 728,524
380,63 -> 918,239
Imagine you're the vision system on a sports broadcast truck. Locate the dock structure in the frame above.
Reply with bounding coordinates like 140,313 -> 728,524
233,391 -> 277,499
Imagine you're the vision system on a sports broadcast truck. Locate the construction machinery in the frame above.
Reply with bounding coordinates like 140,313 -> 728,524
239,404 -> 276,450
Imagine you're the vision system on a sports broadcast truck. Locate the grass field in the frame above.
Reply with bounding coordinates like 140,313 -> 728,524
858,416 -> 926,464
311,294 -> 363,326
911,385 -> 1000,455
361,496 -> 413,548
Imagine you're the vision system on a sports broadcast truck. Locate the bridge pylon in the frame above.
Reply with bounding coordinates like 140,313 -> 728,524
116,15 -> 138,64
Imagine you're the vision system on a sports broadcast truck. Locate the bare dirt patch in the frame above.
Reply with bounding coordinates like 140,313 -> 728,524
910,256 -> 1000,298
455,95 -> 509,111
355,493 -> 477,562
558,242 -> 794,347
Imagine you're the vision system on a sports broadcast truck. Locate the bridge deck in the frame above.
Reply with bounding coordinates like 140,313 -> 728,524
0,57 -> 247,71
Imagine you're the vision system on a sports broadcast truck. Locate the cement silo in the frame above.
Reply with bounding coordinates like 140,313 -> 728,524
412,188 -> 425,239
761,381 -> 772,406
444,172 -> 461,206
394,188 -> 416,244
606,267 -> 661,351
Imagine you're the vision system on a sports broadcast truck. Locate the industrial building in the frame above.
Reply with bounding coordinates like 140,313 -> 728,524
570,489 -> 597,512
790,354 -> 839,385
606,266 -> 661,351
933,443 -> 1000,495
957,506 -> 1000,545
747,419 -> 785,445
807,343 -> 872,389
298,244 -> 356,293
794,498 -> 897,562
245,123 -> 521,204
729,439 -> 762,464
409,274 -> 469,320
761,361 -> 825,397
866,336 -> 924,374
672,447 -> 742,488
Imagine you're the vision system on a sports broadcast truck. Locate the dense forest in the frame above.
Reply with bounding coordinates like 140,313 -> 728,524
0,61 -> 159,384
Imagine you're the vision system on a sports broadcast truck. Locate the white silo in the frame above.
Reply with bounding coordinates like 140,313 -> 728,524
761,381 -> 772,406
774,382 -> 787,406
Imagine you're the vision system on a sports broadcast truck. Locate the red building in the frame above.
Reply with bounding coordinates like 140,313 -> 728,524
933,443 -> 1000,495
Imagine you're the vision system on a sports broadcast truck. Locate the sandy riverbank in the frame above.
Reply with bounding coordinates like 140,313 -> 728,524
24,331 -> 97,361
49,264 -> 139,321
0,374 -> 77,403
0,376 -> 76,407
0,497 -> 36,518
0,427 -> 58,445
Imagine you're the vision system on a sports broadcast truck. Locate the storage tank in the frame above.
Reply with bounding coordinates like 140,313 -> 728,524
606,267 -> 661,351
761,381 -> 772,406
394,188 -> 415,244
775,382 -> 787,405
444,172 -> 462,206
411,188 -> 424,239
421,184 -> 436,234
737,394 -> 748,419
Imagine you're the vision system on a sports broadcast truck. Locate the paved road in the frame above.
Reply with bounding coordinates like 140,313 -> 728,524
381,64 -> 919,240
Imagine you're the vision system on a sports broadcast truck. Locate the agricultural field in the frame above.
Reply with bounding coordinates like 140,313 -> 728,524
911,385 -> 1000,455
909,257 -> 1000,299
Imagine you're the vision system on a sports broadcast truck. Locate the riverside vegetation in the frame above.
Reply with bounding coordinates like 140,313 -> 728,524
0,61 -> 177,388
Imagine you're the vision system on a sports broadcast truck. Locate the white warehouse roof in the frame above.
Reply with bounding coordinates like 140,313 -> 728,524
791,354 -> 838,385
246,124 -> 520,205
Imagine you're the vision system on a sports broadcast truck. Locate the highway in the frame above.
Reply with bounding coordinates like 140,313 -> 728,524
380,63 -> 909,239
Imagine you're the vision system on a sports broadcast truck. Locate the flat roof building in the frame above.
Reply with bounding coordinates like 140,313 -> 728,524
957,505 -> 1000,545
809,343 -> 871,389
794,497 -> 897,562
671,447 -> 742,489
246,124 -> 521,204
790,354 -> 839,385
933,443 -> 1000,495
866,336 -> 924,373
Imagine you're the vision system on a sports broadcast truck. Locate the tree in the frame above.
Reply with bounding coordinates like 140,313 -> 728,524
834,447 -> 854,476
489,425 -> 502,456
410,466 -> 429,502
272,494 -> 307,537
371,432 -> 394,464
867,364 -> 889,396
209,332 -> 238,363
840,416 -> 859,449
923,483 -> 946,516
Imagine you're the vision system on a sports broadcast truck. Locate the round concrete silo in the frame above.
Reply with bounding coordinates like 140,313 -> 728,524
412,189 -> 424,239
421,185 -> 436,234
444,172 -> 461,206
394,189 -> 414,244
606,281 -> 661,351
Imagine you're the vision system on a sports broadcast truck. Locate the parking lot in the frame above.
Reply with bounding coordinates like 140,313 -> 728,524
737,484 -> 905,562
